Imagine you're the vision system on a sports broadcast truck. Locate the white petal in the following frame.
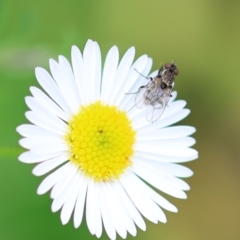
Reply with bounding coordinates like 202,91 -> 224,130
30,143 -> 69,154
130,100 -> 187,129
135,151 -> 198,163
18,151 -> 65,163
25,111 -> 67,135
137,109 -> 191,132
32,154 -> 69,176
74,174 -> 88,228
37,162 -> 71,195
132,164 -> 187,198
109,182 -> 137,237
16,124 -> 62,138
104,182 -> 135,238
50,163 -> 78,199
100,46 -> 119,103
82,39 -> 96,104
93,41 -> 102,102
98,183 -> 116,240
135,144 -> 198,158
134,160 -> 190,190
30,86 -> 70,121
60,173 -> 82,225
137,126 -> 196,140
136,137 -> 196,149
114,181 -> 146,231
86,178 -> 96,235
128,108 -> 148,128
35,67 -> 72,115
19,137 -> 65,149
102,183 -> 127,239
120,172 -> 165,223
71,45 -> 86,105
58,55 -> 81,107
126,172 -> 167,224
93,183 -> 102,238
121,57 -> 153,111
136,156 -> 193,178
49,59 -> 79,114
109,47 -> 135,105
25,96 -> 68,128
127,170 -> 177,212
114,55 -> 149,107
51,170 -> 79,212
162,100 -> 187,119
169,91 -> 177,103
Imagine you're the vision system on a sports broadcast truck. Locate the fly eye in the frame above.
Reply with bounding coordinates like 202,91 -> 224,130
174,69 -> 179,75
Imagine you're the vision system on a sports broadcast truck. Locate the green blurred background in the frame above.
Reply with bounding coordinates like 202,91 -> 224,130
1,0 -> 240,239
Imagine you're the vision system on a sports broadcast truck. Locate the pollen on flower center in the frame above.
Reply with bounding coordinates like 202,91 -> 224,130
65,101 -> 136,182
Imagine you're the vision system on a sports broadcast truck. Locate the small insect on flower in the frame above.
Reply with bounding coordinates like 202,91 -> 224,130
135,62 -> 179,122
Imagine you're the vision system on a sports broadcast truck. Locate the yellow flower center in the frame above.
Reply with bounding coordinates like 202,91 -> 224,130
66,101 -> 136,182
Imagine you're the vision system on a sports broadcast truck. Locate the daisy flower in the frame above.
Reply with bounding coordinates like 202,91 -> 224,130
17,40 -> 198,240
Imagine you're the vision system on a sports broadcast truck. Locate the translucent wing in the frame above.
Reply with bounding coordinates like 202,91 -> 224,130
135,87 -> 150,108
135,80 -> 157,109
146,89 -> 172,122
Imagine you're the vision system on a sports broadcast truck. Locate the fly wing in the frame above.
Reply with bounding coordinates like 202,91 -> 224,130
146,89 -> 172,122
135,81 -> 156,108
135,87 -> 149,108
146,107 -> 164,122
150,87 -> 165,109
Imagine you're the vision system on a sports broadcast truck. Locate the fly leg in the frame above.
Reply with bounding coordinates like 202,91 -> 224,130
125,85 -> 144,95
